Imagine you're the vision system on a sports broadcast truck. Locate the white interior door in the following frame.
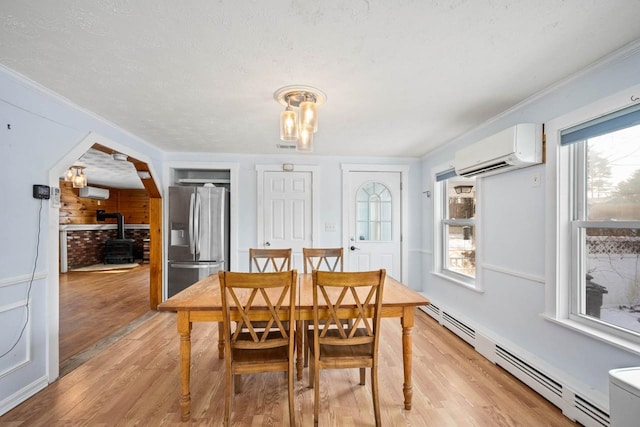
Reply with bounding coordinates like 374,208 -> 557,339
258,168 -> 315,270
344,170 -> 402,280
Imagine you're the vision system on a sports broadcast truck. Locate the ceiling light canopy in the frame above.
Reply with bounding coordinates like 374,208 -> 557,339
274,85 -> 326,153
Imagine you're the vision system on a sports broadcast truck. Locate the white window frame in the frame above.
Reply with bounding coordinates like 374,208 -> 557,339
545,83 -> 640,355
432,164 -> 480,290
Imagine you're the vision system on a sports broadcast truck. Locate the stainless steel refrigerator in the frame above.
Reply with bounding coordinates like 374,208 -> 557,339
167,184 -> 229,297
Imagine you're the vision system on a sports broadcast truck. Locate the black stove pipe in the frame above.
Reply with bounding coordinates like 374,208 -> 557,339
96,210 -> 125,240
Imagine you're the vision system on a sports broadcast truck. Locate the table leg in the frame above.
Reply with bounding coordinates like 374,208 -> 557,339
178,311 -> 192,421
401,307 -> 415,410
296,319 -> 303,380
217,322 -> 224,359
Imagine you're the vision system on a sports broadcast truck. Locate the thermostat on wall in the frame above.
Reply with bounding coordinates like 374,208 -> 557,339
51,187 -> 61,208
33,184 -> 50,200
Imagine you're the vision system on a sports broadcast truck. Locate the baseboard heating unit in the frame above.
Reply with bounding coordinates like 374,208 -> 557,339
420,303 -> 610,427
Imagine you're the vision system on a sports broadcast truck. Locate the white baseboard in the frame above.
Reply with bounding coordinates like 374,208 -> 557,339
0,376 -> 48,417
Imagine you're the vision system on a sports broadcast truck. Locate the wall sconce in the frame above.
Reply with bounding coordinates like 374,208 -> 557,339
454,185 -> 474,194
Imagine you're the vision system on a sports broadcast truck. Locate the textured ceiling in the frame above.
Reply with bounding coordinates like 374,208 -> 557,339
75,149 -> 145,189
2,1 -> 640,187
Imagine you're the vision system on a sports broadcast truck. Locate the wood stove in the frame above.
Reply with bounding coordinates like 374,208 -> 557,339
104,239 -> 134,264
97,210 -> 135,264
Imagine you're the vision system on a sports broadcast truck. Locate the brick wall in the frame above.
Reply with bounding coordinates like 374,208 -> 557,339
66,228 -> 150,269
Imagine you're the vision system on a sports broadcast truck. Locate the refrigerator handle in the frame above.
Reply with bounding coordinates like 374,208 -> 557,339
194,191 -> 202,255
218,189 -> 226,262
170,262 -> 222,269
189,193 -> 196,255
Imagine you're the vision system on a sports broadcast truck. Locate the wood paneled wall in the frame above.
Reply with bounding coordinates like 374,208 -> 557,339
59,180 -> 150,225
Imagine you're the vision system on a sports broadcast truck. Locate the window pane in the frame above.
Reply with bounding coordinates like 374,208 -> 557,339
369,195 -> 381,221
357,221 -> 368,240
445,224 -> 476,277
438,175 -> 477,280
381,201 -> 392,221
446,179 -> 475,220
448,197 -> 475,220
586,125 -> 640,221
583,227 -> 640,335
380,187 -> 391,202
355,181 -> 392,241
357,201 -> 369,222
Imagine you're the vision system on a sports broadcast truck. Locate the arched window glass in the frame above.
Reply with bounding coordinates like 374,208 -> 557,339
356,182 -> 392,241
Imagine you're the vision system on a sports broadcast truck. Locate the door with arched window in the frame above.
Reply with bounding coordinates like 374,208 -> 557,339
344,169 -> 402,279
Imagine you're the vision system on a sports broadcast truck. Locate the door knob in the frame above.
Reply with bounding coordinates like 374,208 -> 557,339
265,241 -> 271,247
350,245 -> 360,251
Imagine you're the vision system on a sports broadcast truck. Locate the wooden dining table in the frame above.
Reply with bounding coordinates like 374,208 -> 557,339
158,272 -> 429,421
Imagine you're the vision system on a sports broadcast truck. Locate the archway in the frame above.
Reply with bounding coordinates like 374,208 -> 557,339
47,132 -> 163,381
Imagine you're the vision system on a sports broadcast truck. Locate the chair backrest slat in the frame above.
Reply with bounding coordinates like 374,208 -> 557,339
303,247 -> 344,274
249,248 -> 292,272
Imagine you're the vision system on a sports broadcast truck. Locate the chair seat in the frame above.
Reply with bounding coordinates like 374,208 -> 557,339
232,331 -> 290,366
307,328 -> 375,359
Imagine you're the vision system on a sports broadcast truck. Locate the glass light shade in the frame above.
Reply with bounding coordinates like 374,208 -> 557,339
72,174 -> 84,188
299,100 -> 318,132
64,168 -> 75,181
297,127 -> 314,152
72,169 -> 87,188
280,108 -> 298,141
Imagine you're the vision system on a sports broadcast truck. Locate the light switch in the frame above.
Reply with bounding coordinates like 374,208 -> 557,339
325,222 -> 336,232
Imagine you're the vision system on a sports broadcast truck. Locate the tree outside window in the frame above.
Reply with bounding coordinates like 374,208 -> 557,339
578,123 -> 640,335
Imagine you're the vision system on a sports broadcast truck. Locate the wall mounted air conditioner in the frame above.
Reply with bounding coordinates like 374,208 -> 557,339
453,123 -> 543,178
79,186 -> 110,200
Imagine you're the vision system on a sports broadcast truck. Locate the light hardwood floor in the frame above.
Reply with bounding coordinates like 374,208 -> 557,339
2,297 -> 578,426
59,263 -> 151,363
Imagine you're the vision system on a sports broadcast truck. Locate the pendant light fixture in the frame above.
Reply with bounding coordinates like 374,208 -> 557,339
274,85 -> 326,153
280,100 -> 298,142
65,166 -> 87,188
64,167 -> 75,182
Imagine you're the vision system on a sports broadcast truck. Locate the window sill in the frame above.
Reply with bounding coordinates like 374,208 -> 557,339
541,314 -> 640,357
431,271 -> 484,294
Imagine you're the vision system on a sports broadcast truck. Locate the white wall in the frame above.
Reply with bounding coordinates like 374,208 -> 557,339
164,152 -> 423,288
420,43 -> 640,407
0,66 -> 164,415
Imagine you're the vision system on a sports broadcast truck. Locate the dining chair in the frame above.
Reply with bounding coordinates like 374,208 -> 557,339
218,269 -> 297,427
307,269 -> 386,426
246,248 -> 293,335
249,248 -> 292,272
302,247 -> 344,367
